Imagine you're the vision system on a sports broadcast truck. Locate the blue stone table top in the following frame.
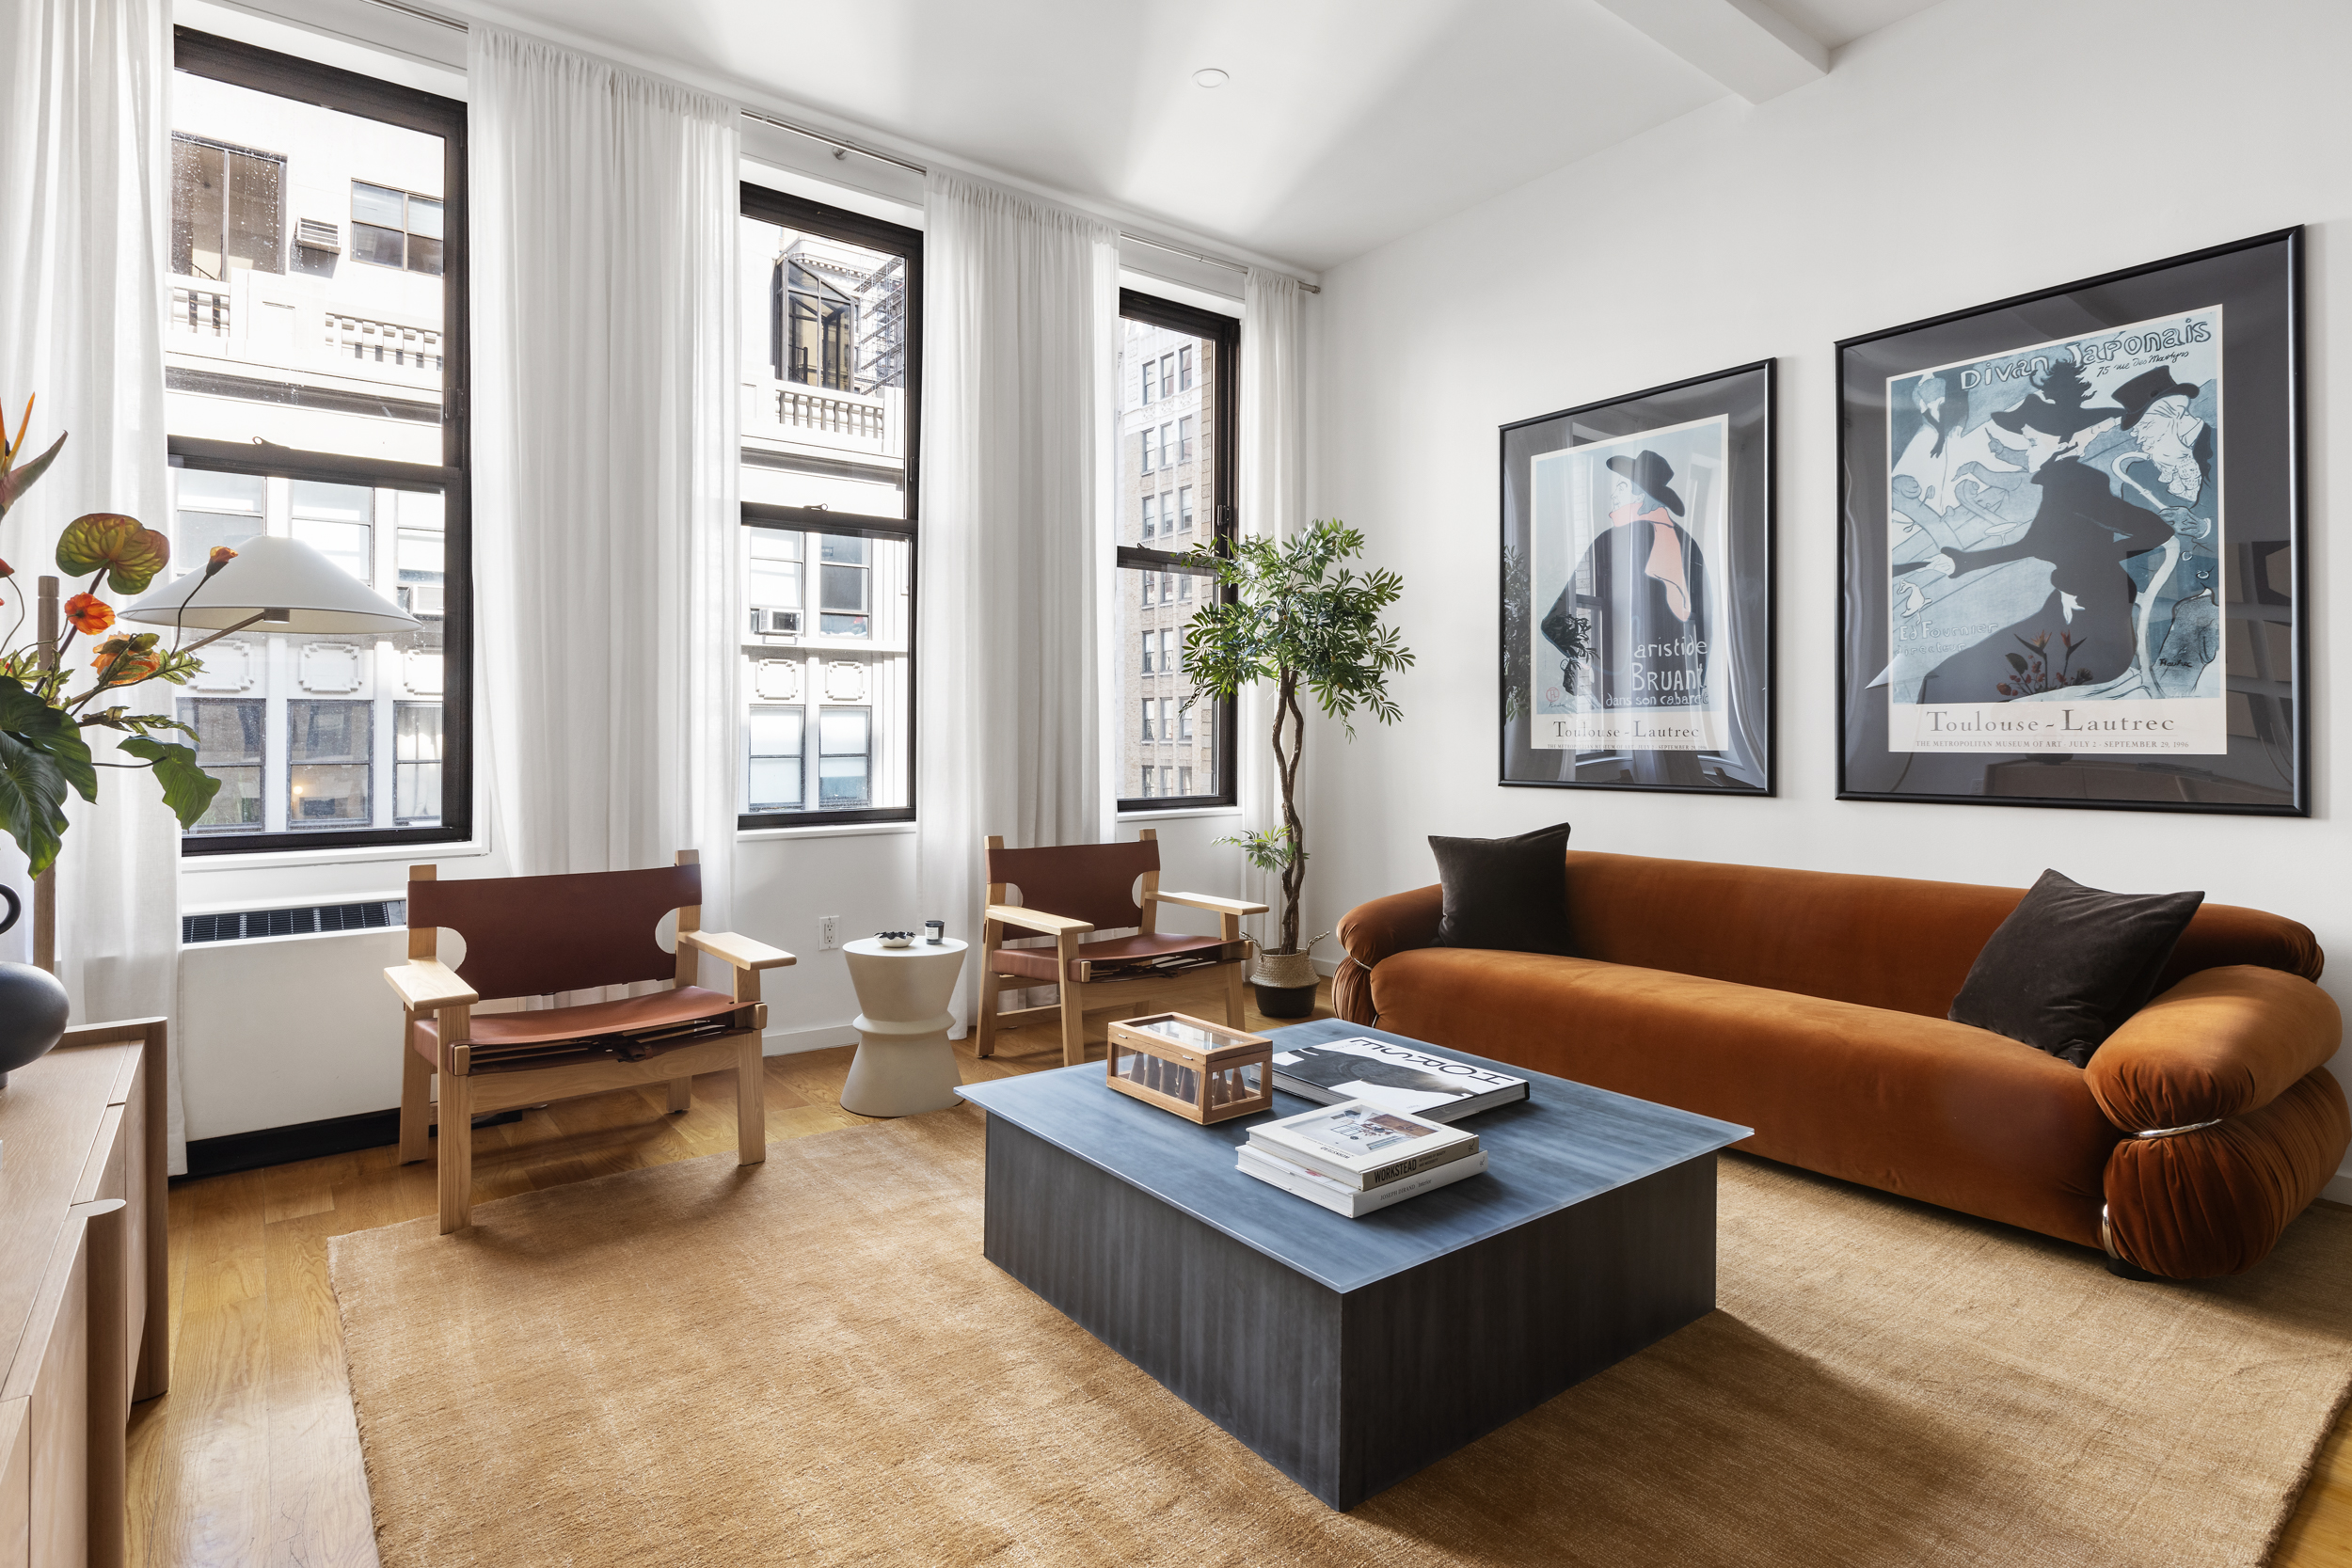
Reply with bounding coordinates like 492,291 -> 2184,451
956,1016 -> 1750,1294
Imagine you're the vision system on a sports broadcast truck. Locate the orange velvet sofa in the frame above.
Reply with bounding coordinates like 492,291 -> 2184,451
1335,850 -> 2348,1279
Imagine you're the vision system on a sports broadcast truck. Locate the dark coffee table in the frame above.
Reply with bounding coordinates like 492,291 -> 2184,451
956,1018 -> 1749,1510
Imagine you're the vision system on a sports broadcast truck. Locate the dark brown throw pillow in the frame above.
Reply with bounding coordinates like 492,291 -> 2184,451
1427,822 -> 1574,956
1948,869 -> 2204,1069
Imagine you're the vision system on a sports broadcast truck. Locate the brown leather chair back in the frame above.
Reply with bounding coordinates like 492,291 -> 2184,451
408,863 -> 703,1002
987,838 -> 1159,931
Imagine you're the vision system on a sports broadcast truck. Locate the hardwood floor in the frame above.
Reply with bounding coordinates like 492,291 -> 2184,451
128,992 -> 2352,1567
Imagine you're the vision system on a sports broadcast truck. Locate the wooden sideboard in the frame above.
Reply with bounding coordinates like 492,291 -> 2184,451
0,1020 -> 169,1568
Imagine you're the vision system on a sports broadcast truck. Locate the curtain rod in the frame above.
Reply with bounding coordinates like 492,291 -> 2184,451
355,0 -> 1319,293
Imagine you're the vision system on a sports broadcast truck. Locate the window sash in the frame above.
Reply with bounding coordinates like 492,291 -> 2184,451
170,28 -> 472,859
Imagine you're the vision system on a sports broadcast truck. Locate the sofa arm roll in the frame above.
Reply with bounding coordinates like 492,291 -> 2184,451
2103,1068 -> 2350,1277
2083,965 -> 2342,1134
1337,883 -> 1444,972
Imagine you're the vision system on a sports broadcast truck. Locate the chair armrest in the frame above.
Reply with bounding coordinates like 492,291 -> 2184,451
1337,884 -> 1445,972
2085,965 -> 2343,1132
679,930 -> 797,972
985,903 -> 1093,937
384,959 -> 477,1013
1149,890 -> 1270,918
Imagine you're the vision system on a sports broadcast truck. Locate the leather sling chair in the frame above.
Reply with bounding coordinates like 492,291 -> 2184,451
384,850 -> 794,1233
977,828 -> 1268,1067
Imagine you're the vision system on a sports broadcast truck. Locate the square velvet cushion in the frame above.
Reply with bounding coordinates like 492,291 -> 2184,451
1427,822 -> 1575,957
1948,869 -> 2204,1069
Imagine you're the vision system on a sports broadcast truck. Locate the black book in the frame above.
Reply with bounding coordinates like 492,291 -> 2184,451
1270,1036 -> 1528,1123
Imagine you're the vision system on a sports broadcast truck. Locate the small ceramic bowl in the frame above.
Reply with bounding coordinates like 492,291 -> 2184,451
876,930 -> 914,948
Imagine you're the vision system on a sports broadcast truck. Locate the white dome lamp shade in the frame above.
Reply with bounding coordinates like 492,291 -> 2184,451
119,532 -> 420,641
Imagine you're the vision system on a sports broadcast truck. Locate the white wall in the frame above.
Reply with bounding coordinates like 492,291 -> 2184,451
1304,0 -> 2351,1185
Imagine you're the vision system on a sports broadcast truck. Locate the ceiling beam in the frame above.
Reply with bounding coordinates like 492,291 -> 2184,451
1588,0 -> 1830,103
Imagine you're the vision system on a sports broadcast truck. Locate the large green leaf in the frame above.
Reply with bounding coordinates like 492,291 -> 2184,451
56,513 -> 171,594
0,431 -> 65,519
119,736 -> 222,830
0,676 -> 95,876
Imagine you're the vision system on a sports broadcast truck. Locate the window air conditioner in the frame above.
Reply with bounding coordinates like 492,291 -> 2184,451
752,607 -> 802,636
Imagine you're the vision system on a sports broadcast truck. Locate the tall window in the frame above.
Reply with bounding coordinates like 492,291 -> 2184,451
165,30 -> 469,853
739,184 -> 919,825
1115,292 -> 1237,812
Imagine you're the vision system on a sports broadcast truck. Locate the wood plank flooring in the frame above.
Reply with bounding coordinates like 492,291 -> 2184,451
126,990 -> 2352,1567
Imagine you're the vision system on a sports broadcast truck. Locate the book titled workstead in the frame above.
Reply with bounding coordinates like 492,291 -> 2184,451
1271,1036 -> 1529,1122
1247,1101 -> 1480,1192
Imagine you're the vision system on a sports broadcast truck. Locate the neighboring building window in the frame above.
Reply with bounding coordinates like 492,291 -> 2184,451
177,699 -> 264,832
738,184 -> 918,825
167,30 -> 470,855
1142,358 -> 1156,402
746,707 -> 805,811
350,181 -> 442,274
287,700 -> 371,828
817,708 -> 872,808
169,135 -> 282,278
393,702 -> 442,824
1114,293 -> 1236,812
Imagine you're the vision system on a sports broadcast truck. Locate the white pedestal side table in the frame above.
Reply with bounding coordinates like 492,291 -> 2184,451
840,937 -> 968,1117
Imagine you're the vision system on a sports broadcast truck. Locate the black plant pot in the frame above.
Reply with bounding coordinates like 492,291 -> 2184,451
1250,980 -> 1318,1020
0,961 -> 71,1089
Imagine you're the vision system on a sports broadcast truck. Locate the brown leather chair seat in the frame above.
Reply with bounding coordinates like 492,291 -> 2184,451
409,983 -> 740,1068
990,932 -> 1232,983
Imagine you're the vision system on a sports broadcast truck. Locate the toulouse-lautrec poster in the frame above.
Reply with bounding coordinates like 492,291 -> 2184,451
1882,307 -> 2224,756
1529,416 -> 1730,752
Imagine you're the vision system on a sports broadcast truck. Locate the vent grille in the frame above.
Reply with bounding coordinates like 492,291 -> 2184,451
183,899 -> 405,945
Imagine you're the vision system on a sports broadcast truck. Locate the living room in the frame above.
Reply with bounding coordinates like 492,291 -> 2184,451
0,0 -> 2346,1563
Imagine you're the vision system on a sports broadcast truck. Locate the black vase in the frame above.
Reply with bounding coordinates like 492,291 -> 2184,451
0,885 -> 69,1088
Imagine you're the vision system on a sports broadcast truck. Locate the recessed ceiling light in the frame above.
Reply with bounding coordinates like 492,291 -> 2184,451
1193,68 -> 1229,88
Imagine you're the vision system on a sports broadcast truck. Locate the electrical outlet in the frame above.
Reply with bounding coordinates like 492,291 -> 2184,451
818,914 -> 840,951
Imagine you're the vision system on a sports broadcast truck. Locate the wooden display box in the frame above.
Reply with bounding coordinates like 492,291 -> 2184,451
1105,1012 -> 1275,1124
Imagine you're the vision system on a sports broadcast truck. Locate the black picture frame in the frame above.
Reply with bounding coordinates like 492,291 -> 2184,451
1499,360 -> 1775,796
1836,229 -> 2304,816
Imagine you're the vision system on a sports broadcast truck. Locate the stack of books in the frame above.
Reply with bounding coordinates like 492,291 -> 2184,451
1236,1101 -> 1486,1218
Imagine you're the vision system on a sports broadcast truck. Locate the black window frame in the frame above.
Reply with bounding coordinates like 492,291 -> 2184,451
169,27 -> 474,859
738,182 -> 923,829
1117,289 -> 1237,814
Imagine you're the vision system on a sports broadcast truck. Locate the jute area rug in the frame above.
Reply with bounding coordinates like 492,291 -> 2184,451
328,1107 -> 2352,1568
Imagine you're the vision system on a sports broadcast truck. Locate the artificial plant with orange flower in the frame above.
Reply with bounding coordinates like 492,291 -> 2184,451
0,394 -> 224,875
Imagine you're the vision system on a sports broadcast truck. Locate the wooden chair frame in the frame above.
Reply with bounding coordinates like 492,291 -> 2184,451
977,828 -> 1270,1067
384,849 -> 796,1233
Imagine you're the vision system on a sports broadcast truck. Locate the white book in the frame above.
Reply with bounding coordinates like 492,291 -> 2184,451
1236,1146 -> 1489,1218
1248,1100 -> 1479,1191
1271,1036 -> 1529,1122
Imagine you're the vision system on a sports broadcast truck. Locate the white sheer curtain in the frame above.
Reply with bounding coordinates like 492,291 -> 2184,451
469,26 -> 740,930
0,0 -> 185,1169
1235,267 -> 1306,943
916,170 -> 1117,1028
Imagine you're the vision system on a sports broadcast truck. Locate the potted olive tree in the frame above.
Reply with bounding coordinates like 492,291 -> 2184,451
1179,518 -> 1410,1017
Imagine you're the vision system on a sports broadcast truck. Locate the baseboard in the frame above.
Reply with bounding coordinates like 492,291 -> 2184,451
181,1031 -> 856,1179
764,1022 -> 860,1055
183,1107 -> 403,1180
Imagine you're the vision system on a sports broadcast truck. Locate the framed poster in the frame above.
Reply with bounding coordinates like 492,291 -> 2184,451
1838,229 -> 2304,814
1500,360 -> 1774,795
